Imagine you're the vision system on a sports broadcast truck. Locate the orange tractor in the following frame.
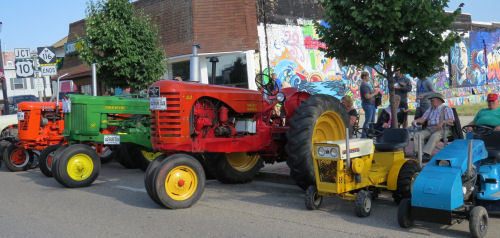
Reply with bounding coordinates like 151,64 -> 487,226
2,101 -> 65,174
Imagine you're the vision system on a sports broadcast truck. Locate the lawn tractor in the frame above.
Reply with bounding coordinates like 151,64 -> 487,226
305,128 -> 420,217
51,94 -> 161,188
398,125 -> 500,238
2,101 -> 65,173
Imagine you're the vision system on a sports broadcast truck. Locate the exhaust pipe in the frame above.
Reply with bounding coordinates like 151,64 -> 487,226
467,139 -> 473,176
92,63 -> 98,96
189,44 -> 202,82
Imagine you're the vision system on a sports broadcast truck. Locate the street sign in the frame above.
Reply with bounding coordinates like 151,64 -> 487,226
41,65 -> 57,76
37,47 -> 56,64
15,60 -> 34,77
14,48 -> 31,59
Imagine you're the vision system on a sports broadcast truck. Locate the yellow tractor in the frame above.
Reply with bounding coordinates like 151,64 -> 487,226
305,128 -> 420,217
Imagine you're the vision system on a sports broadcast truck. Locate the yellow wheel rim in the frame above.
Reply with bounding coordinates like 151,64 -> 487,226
312,111 -> 346,144
141,150 -> 163,162
226,153 -> 260,172
165,166 -> 198,201
67,153 -> 94,181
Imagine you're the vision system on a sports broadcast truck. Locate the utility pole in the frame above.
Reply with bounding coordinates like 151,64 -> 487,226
0,21 -> 10,115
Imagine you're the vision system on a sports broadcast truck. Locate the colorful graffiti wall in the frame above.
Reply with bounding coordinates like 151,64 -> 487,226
257,23 -> 500,110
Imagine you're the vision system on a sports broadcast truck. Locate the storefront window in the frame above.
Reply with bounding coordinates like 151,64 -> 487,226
207,54 -> 248,88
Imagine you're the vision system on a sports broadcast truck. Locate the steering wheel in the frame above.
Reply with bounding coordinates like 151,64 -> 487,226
361,127 -> 383,138
255,73 -> 277,96
462,125 -> 494,137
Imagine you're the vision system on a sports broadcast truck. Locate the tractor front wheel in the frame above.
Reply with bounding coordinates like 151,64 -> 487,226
144,154 -> 168,206
286,94 -> 349,189
205,153 -> 263,184
305,185 -> 322,210
469,206 -> 488,238
397,198 -> 414,228
354,190 -> 372,217
3,144 -> 33,172
393,160 -> 420,204
53,144 -> 101,188
40,145 -> 60,177
150,154 -> 205,209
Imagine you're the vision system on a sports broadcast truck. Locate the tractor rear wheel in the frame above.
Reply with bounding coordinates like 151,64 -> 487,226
145,154 -> 168,206
397,198 -> 414,228
116,143 -> 140,169
3,144 -> 34,172
205,152 -> 263,184
151,154 -> 205,209
40,145 -> 60,177
393,160 -> 420,204
305,185 -> 322,210
470,206 -> 488,238
53,144 -> 101,188
286,94 -> 349,189
354,190 -> 373,217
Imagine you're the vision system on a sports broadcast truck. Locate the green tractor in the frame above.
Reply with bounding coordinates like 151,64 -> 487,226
52,94 -> 161,188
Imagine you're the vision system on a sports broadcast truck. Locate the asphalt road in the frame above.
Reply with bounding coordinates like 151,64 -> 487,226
0,160 -> 499,238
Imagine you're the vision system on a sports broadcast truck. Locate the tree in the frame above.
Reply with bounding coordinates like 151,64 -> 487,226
316,0 -> 462,128
79,0 -> 165,91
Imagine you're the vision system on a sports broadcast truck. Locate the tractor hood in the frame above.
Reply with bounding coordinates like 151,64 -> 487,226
151,80 -> 264,113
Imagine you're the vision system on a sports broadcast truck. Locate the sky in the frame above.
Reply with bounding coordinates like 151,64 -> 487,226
0,0 -> 500,52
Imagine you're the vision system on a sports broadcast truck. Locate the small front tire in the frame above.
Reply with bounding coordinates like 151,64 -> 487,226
40,145 -> 60,177
305,185 -> 322,210
469,206 -> 488,238
354,190 -> 372,217
53,144 -> 101,188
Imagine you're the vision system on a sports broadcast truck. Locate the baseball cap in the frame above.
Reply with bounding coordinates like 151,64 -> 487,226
487,93 -> 498,101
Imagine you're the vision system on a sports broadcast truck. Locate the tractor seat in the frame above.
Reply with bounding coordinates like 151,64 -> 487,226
374,128 -> 409,152
475,131 -> 500,160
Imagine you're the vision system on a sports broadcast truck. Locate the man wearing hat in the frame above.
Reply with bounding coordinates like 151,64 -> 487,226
467,93 -> 500,130
412,92 -> 455,162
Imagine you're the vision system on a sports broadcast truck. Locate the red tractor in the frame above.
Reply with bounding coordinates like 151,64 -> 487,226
2,101 -> 65,173
145,76 -> 349,209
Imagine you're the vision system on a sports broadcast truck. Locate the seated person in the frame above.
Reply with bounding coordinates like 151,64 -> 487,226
411,92 -> 455,162
467,93 -> 500,131
374,95 -> 408,131
341,95 -> 358,127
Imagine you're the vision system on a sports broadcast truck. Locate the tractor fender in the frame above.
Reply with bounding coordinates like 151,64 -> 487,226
387,159 -> 416,190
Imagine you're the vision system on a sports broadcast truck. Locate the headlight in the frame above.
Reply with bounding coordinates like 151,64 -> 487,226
316,146 -> 339,158
276,92 -> 286,103
437,160 -> 451,167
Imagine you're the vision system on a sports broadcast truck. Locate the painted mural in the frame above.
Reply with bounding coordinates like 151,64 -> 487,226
257,23 -> 500,111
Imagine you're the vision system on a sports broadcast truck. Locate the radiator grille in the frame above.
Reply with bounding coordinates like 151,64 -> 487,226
19,111 -> 31,131
71,104 -> 87,132
151,92 -> 182,138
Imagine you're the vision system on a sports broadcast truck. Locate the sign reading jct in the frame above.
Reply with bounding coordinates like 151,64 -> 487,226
14,48 -> 31,59
15,60 -> 34,77
37,47 -> 56,64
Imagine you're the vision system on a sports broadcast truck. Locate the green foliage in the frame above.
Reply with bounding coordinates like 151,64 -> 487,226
78,0 -> 165,90
316,0 -> 462,127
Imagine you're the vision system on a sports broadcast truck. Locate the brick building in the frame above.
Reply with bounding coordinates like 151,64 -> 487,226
58,0 -> 500,109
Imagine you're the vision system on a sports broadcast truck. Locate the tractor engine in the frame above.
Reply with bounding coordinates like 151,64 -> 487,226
192,98 -> 257,138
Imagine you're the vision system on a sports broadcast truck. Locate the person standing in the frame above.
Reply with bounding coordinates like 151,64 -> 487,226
360,71 -> 380,138
415,76 -> 435,120
394,70 -> 412,128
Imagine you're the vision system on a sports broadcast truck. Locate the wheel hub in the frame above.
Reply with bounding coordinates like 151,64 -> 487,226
226,153 -> 260,172
67,153 -> 94,181
165,166 -> 197,201
11,149 -> 29,167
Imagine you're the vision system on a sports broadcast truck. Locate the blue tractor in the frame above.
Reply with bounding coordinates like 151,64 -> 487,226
398,125 -> 500,238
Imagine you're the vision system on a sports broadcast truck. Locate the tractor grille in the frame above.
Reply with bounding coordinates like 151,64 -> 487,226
71,104 -> 87,132
151,92 -> 182,138
317,159 -> 337,183
19,111 -> 31,131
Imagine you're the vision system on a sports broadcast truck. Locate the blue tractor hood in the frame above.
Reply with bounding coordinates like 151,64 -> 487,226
412,139 -> 488,211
